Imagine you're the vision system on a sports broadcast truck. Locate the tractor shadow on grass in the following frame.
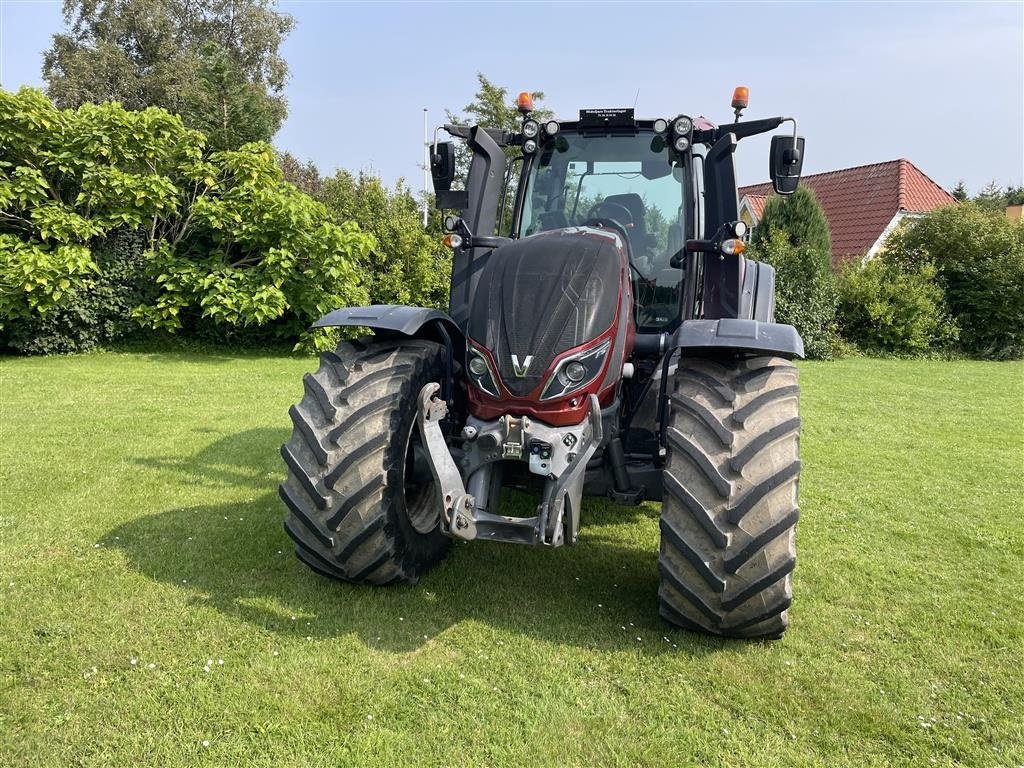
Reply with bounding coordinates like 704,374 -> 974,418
113,428 -> 727,657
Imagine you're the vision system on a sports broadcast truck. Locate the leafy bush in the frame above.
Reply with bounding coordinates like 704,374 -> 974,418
751,229 -> 838,359
3,229 -> 151,353
837,255 -> 958,355
884,204 -> 1024,359
134,143 -> 372,348
318,170 -> 450,310
749,188 -> 837,359
1,87 -> 373,353
0,87 -> 196,331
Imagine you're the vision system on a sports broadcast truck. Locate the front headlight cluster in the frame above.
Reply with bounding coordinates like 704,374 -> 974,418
672,115 -> 692,153
521,120 -> 559,155
467,347 -> 500,397
468,339 -> 610,401
540,339 -> 610,401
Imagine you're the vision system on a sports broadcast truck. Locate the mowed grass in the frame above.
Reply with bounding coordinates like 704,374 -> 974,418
1,352 -> 1022,768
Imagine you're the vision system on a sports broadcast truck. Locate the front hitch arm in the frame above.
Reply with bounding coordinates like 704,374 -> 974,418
416,383 -> 476,540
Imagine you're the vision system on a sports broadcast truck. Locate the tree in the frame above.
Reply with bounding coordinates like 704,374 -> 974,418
42,0 -> 294,151
749,187 -> 837,358
445,73 -> 553,175
277,151 -> 323,199
451,74 -> 553,137
972,181 -> 1010,214
751,186 -> 832,258
952,180 -> 968,202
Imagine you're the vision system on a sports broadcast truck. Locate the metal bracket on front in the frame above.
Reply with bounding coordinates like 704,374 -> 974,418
416,383 -> 476,540
536,393 -> 603,546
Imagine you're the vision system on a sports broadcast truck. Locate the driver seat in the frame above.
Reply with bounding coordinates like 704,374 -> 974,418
604,193 -> 653,257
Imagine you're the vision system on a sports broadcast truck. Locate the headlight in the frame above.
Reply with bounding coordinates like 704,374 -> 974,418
544,121 -> 559,136
564,361 -> 587,382
540,340 -> 610,401
467,347 -> 500,397
523,139 -> 537,154
468,356 -> 488,376
673,136 -> 690,152
653,118 -> 668,134
522,120 -> 540,138
673,116 -> 693,135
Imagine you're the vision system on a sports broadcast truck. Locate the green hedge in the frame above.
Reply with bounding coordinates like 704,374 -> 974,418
882,204 -> 1024,359
836,255 -> 958,356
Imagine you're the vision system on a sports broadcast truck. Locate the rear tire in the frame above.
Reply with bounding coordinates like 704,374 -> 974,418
279,338 -> 450,585
659,355 -> 800,639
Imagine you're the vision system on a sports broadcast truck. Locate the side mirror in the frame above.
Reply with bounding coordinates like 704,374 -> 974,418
431,141 -> 468,210
770,135 -> 805,195
431,141 -> 456,193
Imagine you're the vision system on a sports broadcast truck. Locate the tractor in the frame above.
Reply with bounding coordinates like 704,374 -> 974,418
279,87 -> 807,639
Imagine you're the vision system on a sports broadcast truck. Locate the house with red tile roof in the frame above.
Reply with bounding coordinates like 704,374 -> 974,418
739,159 -> 957,266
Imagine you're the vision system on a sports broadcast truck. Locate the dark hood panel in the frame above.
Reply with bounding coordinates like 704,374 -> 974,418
467,228 -> 626,396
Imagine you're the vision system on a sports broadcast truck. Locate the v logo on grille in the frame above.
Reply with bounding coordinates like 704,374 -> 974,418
510,355 -> 534,377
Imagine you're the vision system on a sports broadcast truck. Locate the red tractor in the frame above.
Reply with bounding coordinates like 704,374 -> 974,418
280,89 -> 807,639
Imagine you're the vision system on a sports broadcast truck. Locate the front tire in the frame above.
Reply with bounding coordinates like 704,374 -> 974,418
279,338 -> 450,585
659,355 -> 800,639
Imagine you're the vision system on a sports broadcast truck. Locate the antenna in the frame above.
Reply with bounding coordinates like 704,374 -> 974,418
633,88 -> 640,110
422,107 -> 429,229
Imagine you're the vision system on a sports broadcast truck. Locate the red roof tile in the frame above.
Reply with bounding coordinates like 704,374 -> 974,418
739,159 -> 957,263
742,193 -> 768,220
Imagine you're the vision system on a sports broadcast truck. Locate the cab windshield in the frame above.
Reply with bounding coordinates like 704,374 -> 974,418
517,131 -> 688,331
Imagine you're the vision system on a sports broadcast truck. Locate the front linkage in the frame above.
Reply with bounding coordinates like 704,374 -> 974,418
417,383 -> 602,547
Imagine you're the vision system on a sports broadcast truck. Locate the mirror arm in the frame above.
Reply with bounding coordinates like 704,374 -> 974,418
780,117 -> 798,141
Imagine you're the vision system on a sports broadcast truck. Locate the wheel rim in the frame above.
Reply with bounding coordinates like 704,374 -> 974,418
402,423 -> 440,535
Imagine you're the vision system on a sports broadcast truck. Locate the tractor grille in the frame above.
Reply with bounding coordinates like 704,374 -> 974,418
467,229 -> 624,397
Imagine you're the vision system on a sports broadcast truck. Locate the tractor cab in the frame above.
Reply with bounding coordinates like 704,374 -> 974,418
514,116 -> 693,333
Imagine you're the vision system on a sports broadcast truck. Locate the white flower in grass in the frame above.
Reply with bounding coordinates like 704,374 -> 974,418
201,740 -> 210,748
147,663 -> 156,669
217,659 -> 223,665
129,658 -> 138,666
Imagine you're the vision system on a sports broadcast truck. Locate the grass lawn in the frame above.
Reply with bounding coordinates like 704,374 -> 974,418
1,351 -> 1022,767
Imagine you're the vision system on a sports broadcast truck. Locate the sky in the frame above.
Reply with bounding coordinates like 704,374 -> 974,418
1,0 -> 1022,196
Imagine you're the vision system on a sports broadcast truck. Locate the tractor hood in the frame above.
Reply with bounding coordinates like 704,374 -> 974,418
467,227 -> 629,399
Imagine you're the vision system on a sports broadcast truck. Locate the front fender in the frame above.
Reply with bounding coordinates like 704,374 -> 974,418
313,305 -> 466,403
311,304 -> 462,340
674,319 -> 804,359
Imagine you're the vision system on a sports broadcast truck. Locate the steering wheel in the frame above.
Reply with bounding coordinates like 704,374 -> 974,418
585,201 -> 634,229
